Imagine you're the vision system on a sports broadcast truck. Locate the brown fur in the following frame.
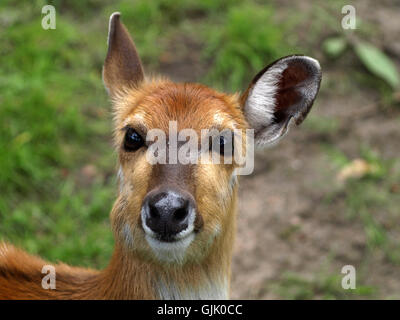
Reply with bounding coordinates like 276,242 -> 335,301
0,79 -> 245,299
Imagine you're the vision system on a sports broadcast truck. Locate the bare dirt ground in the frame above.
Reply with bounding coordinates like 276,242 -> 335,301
159,1 -> 400,299
232,87 -> 400,299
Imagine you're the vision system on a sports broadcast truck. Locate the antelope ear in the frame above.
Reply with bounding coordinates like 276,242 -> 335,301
242,55 -> 321,147
103,12 -> 144,96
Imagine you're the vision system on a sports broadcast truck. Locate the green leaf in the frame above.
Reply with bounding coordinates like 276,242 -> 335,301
354,42 -> 400,89
322,37 -> 347,58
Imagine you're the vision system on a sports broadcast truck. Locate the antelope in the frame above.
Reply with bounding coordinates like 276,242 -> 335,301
0,12 -> 321,299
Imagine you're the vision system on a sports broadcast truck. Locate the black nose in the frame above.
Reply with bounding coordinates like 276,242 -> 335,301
143,189 -> 194,241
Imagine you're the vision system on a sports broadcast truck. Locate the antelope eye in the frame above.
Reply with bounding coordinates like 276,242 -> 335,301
219,136 -> 228,155
123,128 -> 144,152
211,131 -> 234,156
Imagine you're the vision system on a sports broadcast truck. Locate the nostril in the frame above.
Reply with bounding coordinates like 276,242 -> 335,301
173,207 -> 188,222
149,204 -> 159,219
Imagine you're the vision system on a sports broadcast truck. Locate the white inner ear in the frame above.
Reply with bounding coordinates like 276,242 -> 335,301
244,60 -> 287,132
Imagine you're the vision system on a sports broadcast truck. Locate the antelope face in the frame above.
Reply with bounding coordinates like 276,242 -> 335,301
111,80 -> 246,264
103,13 -> 321,265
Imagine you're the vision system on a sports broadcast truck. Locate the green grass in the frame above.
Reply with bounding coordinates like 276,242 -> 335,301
202,2 -> 292,90
0,1 -> 114,267
270,271 -> 375,300
324,144 -> 400,265
303,114 -> 340,136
